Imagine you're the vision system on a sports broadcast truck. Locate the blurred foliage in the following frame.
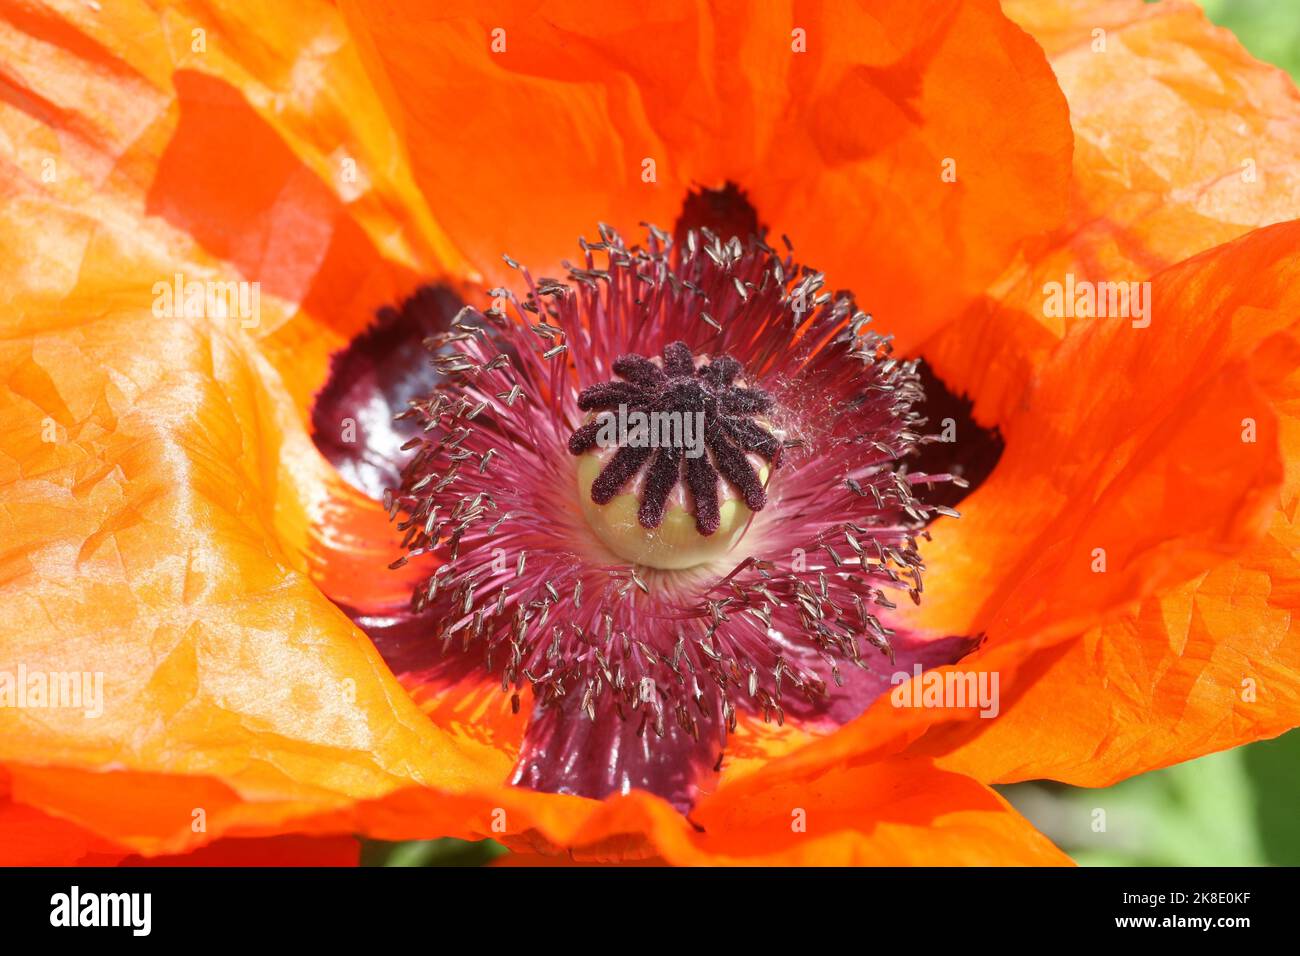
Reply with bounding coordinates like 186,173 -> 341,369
362,2 -> 1300,868
361,837 -> 507,867
999,728 -> 1300,866
1199,0 -> 1300,81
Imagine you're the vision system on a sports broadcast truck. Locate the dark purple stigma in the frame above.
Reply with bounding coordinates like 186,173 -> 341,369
568,341 -> 782,535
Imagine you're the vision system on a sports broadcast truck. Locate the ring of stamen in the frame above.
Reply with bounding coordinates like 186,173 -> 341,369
385,223 -> 959,753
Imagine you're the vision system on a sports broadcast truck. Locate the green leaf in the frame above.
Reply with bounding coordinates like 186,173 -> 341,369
999,728 -> 1300,866
360,837 -> 508,867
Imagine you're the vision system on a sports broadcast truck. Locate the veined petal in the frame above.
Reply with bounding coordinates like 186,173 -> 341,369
910,236 -> 1300,783
338,0 -> 1073,353
0,264 -> 516,855
207,755 -> 1071,865
928,0 -> 1300,424
0,0 -> 457,417
918,510 -> 1300,785
918,220 -> 1299,648
720,219 -> 1300,784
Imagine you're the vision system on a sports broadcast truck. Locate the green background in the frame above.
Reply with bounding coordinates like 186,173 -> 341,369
1200,0 -> 1300,81
364,0 -> 1300,868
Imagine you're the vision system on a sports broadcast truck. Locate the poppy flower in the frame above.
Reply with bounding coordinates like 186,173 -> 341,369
0,0 -> 1297,867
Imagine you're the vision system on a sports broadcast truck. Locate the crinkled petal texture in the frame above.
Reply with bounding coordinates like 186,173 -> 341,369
0,0 -> 1297,868
0,0 -> 1071,865
877,0 -> 1300,811
927,0 -> 1300,423
755,220 -> 1300,792
907,221 -> 1300,784
337,0 -> 1073,354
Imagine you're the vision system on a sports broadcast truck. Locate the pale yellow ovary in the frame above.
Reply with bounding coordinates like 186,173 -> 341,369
576,452 -> 769,570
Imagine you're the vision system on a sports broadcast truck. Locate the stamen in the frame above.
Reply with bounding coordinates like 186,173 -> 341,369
383,223 -> 957,784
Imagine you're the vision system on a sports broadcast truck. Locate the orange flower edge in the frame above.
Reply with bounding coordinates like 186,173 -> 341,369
1,0 -> 1299,865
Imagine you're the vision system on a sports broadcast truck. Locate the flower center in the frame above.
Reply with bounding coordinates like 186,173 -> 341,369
383,222 -> 960,767
567,342 -> 781,570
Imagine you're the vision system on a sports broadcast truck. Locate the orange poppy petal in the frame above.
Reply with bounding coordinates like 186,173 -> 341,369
338,0 -> 1073,354
746,0 -> 1073,356
714,219 -> 1300,788
5,0 -> 464,274
927,0 -> 1300,424
336,0 -> 690,292
0,247 -> 521,854
0,0 -> 510,856
5,749 -> 1070,865
227,755 -> 1070,865
117,835 -> 361,867
0,796 -> 128,866
0,0 -> 458,422
910,250 -> 1300,784
678,756 -> 1072,866
916,512 -> 1300,785
917,219 -> 1298,647
0,786 -> 358,865
0,2 -> 649,861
